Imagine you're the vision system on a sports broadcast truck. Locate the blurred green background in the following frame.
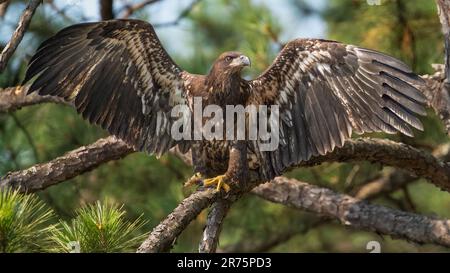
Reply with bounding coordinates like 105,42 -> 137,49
0,0 -> 449,252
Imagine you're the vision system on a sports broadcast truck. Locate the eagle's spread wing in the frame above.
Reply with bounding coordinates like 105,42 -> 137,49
246,39 -> 427,179
24,19 -> 191,156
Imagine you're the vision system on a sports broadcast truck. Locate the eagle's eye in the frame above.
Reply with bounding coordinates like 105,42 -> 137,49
225,56 -> 233,62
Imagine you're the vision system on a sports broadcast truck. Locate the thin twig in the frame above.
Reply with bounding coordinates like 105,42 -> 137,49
354,170 -> 415,199
0,0 -> 10,19
0,0 -> 41,72
120,0 -> 162,19
47,0 -> 76,23
153,0 -> 201,28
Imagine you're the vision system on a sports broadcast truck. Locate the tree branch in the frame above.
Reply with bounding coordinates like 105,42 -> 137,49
140,172 -> 450,253
0,0 -> 10,19
434,0 -> 450,134
1,134 -> 447,251
0,86 -> 70,113
0,0 -> 41,72
359,139 -> 450,201
120,0 -> 162,19
137,188 -> 219,253
46,0 -> 76,23
2,137 -> 449,195
252,177 -> 450,247
153,0 -> 201,28
354,143 -> 450,199
297,138 -> 450,193
99,0 -> 114,20
198,199 -> 232,253
354,170 -> 415,199
0,136 -> 133,193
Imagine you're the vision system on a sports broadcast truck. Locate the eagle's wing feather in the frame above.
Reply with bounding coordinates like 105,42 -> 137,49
246,39 -> 427,179
24,19 -> 192,156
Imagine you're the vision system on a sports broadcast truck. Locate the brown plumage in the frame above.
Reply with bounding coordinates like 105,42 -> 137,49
24,19 -> 427,186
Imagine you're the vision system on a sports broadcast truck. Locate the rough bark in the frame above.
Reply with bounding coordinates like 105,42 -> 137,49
354,143 -> 450,199
0,136 -> 133,192
298,138 -> 450,193
2,137 -> 449,195
139,175 -> 450,252
137,188 -> 219,253
252,177 -> 450,247
198,199 -> 232,253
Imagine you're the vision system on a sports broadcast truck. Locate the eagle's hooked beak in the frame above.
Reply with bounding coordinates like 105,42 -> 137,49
230,55 -> 251,68
239,55 -> 251,67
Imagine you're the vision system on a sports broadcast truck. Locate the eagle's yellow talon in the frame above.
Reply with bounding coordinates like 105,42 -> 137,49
203,175 -> 231,193
184,172 -> 203,188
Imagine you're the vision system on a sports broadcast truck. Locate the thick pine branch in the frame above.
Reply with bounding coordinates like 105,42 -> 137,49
137,188 -> 219,253
253,177 -> 450,248
354,144 -> 450,199
2,137 -> 449,194
299,138 -> 450,193
0,136 -> 133,192
2,134 -> 447,251
138,175 -> 450,252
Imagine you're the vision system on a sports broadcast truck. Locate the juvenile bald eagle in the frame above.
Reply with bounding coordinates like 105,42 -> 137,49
24,19 -> 426,191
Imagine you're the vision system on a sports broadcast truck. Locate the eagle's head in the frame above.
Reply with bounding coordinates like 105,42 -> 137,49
211,51 -> 251,74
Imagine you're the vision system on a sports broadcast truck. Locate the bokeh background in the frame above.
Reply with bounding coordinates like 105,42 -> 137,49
0,0 -> 449,252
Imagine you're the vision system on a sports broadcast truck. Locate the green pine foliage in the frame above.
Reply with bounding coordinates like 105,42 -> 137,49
0,188 -> 54,253
0,188 -> 147,253
50,201 -> 148,253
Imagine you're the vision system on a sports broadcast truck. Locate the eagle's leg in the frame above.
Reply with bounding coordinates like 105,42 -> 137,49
202,141 -> 248,192
184,142 -> 208,188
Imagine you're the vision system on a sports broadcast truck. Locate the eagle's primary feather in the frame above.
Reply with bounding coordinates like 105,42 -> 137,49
24,19 -> 427,183
24,19 -> 192,156
245,39 -> 426,179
